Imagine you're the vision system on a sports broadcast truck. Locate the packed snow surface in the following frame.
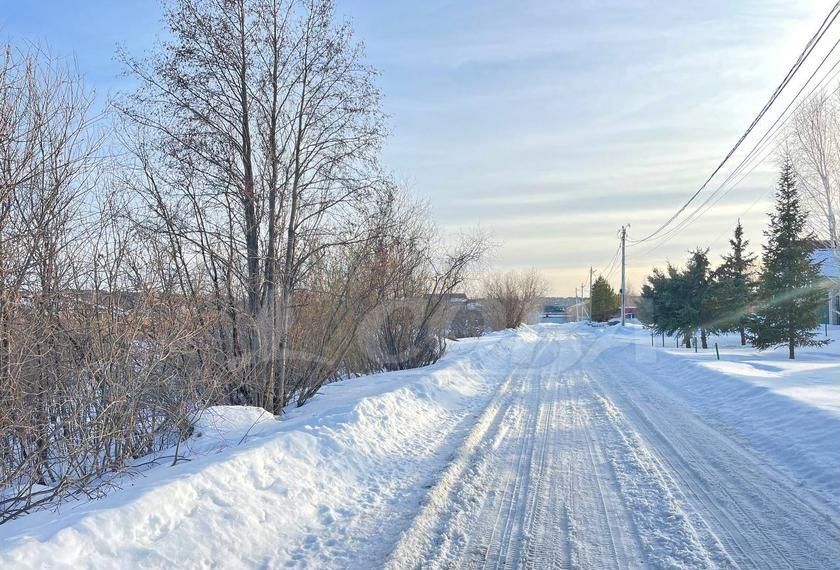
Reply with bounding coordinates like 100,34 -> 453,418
1,324 -> 838,569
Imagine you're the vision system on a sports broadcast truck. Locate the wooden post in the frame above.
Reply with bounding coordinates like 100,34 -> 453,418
620,226 -> 627,327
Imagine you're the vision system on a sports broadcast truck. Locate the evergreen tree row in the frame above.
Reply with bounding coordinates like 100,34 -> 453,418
639,159 -> 830,359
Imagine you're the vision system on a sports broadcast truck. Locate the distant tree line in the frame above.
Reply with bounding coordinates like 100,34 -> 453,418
639,159 -> 830,359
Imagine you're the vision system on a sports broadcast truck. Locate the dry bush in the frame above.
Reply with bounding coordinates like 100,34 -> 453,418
284,193 -> 487,405
0,45 -> 228,522
481,269 -> 548,330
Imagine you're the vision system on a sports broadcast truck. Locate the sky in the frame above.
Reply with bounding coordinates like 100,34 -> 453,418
2,0 -> 838,295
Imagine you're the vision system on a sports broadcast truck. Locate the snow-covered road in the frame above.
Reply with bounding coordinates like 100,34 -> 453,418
387,326 -> 840,569
2,325 -> 838,569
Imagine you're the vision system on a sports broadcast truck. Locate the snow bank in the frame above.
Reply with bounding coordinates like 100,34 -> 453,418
0,329 -> 528,569
187,406 -> 277,453
626,325 -> 840,414
607,324 -> 840,499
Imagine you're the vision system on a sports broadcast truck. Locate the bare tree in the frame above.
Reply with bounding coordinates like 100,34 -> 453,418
788,90 -> 840,324
789,91 -> 840,250
117,0 -> 385,413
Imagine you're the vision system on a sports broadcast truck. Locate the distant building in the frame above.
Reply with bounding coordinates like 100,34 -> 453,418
813,244 -> 840,325
560,301 -> 590,322
424,292 -> 467,304
610,306 -> 637,321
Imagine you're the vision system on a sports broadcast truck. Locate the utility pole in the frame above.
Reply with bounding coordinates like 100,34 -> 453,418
620,225 -> 627,327
589,266 -> 594,323
574,286 -> 579,321
581,281 -> 586,320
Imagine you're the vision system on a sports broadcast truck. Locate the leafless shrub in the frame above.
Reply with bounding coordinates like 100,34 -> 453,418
0,43 -> 227,523
287,192 -> 487,404
481,269 -> 548,330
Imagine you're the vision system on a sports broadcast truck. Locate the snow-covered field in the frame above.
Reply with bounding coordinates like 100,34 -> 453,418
0,324 -> 838,569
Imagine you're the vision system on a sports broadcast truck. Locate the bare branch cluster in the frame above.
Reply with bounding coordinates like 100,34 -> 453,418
788,90 -> 840,250
481,269 -> 548,330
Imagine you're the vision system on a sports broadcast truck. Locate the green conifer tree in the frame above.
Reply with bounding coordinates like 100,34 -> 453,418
641,263 -> 694,348
591,276 -> 619,322
710,220 -> 756,345
749,159 -> 830,359
680,248 -> 713,348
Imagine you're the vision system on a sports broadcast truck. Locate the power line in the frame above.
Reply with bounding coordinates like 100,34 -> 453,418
639,58 -> 840,260
600,243 -> 620,275
629,1 -> 840,246
706,189 -> 773,253
599,242 -> 621,283
636,32 -> 840,255
637,137 -> 779,259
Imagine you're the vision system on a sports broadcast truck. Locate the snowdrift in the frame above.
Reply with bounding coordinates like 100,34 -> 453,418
0,329 -> 532,569
1,323 -> 837,569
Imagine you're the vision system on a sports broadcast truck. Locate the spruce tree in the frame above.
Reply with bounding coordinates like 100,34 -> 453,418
749,158 -> 829,359
711,220 -> 756,345
680,248 -> 713,348
641,263 -> 695,348
591,276 -> 619,322
640,269 -> 669,332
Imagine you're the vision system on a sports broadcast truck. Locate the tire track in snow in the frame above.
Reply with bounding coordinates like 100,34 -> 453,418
520,374 -> 568,569
383,326 -> 838,569
382,335 -> 553,569
560,370 -> 647,569
586,386 -> 728,569
480,372 -> 538,569
571,375 -> 632,568
471,330 -> 575,570
591,343 -> 840,569
386,328 -> 650,570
